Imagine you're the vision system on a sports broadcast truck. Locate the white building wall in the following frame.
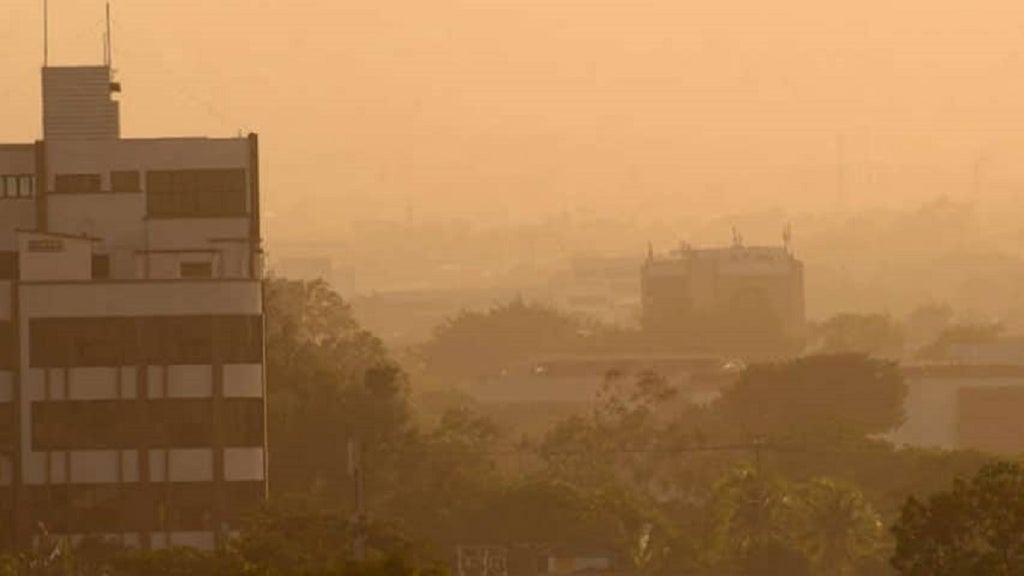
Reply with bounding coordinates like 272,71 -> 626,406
167,448 -> 214,482
223,364 -> 263,398
46,138 -> 250,181
66,367 -> 120,400
18,232 -> 93,282
19,281 -> 262,317
48,194 -> 146,255
146,219 -> 250,252
67,450 -> 122,483
0,200 -> 35,250
889,376 -> 1024,449
224,447 -> 265,481
166,365 -> 213,398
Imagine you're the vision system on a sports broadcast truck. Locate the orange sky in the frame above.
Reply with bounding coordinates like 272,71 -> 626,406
5,0 -> 1024,242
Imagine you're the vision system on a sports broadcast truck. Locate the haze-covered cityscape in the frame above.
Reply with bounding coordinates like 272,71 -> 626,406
5,1 -> 1024,575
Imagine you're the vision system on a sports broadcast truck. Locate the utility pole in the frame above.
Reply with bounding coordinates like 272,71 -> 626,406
348,438 -> 367,561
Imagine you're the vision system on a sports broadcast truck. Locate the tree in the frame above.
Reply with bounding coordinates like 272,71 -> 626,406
916,322 -> 1004,361
265,277 -> 413,508
715,355 -> 907,441
704,470 -> 885,576
418,298 -> 595,386
793,479 -> 884,576
705,467 -> 811,576
891,461 -> 1024,575
813,313 -> 903,358
902,304 -> 953,351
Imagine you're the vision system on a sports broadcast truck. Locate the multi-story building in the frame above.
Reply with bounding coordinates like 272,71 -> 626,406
641,239 -> 805,358
0,64 -> 265,549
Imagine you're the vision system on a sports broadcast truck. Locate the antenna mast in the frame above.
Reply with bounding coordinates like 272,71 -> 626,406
104,2 -> 112,67
43,0 -> 48,67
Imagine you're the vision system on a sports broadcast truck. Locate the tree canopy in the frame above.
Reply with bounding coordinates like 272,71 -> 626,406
813,313 -> 904,358
892,461 -> 1024,575
715,354 -> 907,441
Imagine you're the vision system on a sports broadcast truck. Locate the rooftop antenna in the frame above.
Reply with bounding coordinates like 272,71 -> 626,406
731,226 -> 743,248
104,2 -> 112,67
43,0 -> 48,67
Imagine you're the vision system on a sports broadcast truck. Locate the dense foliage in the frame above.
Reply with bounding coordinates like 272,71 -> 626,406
892,461 -> 1024,575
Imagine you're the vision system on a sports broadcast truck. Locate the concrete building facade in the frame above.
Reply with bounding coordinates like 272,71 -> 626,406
0,64 -> 265,548
640,241 -> 805,358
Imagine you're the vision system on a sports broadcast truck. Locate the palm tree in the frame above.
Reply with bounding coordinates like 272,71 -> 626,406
793,478 -> 884,576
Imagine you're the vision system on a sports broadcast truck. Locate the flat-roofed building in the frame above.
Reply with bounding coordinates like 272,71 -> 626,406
0,63 -> 265,549
641,240 -> 805,359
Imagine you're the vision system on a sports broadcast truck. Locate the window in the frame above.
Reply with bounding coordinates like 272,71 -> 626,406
54,173 -> 102,194
1,175 -> 33,198
33,401 -> 135,450
30,317 -> 135,367
216,315 -> 263,364
150,399 -> 213,447
221,399 -> 265,446
18,175 -> 34,197
0,322 -> 14,370
146,169 -> 247,218
180,261 -> 213,279
29,485 -> 125,533
31,315 -> 263,367
0,252 -> 16,280
165,484 -> 217,530
91,254 -> 111,279
2,176 -> 15,197
27,239 -> 63,253
111,170 -> 141,193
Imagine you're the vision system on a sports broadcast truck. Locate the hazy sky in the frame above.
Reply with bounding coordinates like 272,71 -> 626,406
5,1 -> 1024,242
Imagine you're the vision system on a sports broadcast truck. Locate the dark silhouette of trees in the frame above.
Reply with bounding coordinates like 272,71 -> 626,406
715,354 -> 907,441
418,298 -> 594,386
891,461 -> 1024,575
813,313 -> 904,358
915,321 -> 1004,361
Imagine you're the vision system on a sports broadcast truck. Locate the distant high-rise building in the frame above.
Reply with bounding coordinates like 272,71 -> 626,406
641,240 -> 805,358
0,63 -> 265,549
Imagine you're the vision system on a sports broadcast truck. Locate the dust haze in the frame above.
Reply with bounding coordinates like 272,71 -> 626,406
8,0 -> 1024,573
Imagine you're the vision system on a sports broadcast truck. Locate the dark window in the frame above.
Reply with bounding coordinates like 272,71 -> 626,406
0,322 -> 14,370
30,317 -> 135,367
146,169 -> 247,218
29,485 -> 124,533
165,484 -> 217,530
31,315 -> 262,367
33,401 -> 135,450
0,252 -> 16,279
110,170 -> 141,193
216,315 -> 263,364
150,399 -> 214,447
32,399 -> 265,449
180,261 -> 213,279
0,404 -> 14,449
223,481 -> 265,523
91,254 -> 111,279
54,174 -> 102,194
221,399 -> 265,446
